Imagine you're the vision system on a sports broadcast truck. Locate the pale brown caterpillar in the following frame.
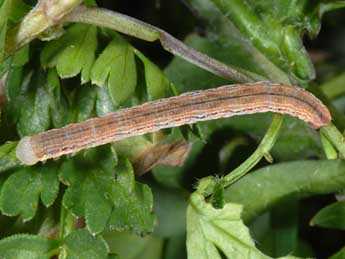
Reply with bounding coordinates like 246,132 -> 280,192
16,82 -> 331,165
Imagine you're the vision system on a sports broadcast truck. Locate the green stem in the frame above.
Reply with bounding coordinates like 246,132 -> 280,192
58,206 -> 74,258
59,205 -> 74,240
224,114 -> 283,185
64,5 -> 160,41
320,131 -> 338,159
321,123 -> 345,158
198,114 -> 284,196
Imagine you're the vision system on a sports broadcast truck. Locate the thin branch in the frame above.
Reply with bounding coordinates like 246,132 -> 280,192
62,5 -> 258,83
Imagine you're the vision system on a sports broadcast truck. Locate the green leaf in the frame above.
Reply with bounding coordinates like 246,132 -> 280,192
0,0 -> 11,63
224,160 -> 345,223
5,65 -> 24,123
103,230 -> 163,259
0,142 -> 20,173
180,0 -> 345,82
259,201 -> 299,257
329,247 -> 345,259
59,146 -> 116,220
41,24 -> 98,83
5,65 -> 100,136
11,45 -> 29,67
257,228 -> 313,259
6,67 -> 52,136
74,83 -> 97,122
0,162 -> 59,221
96,86 -> 117,116
96,156 -> 155,234
59,146 -> 155,235
62,229 -> 109,259
0,234 -> 59,259
47,69 -> 98,127
8,0 -> 31,23
91,35 -> 137,105
135,50 -> 171,101
0,45 -> 29,80
310,201 -> 345,230
0,55 -> 10,78
186,191 -> 303,259
151,183 -> 187,238
46,68 -> 71,128
17,79 -> 51,136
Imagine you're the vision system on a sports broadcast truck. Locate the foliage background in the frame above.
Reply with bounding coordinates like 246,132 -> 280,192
106,1 -> 345,258
1,0 -> 345,258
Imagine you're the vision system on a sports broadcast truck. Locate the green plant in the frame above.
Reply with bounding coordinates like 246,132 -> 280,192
1,0 -> 345,258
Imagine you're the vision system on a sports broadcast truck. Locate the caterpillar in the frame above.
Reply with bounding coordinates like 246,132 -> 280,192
16,82 -> 331,165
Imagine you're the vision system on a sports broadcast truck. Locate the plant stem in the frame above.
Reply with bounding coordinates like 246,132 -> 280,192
7,2 -> 261,83
198,114 -> 283,196
320,131 -> 338,159
64,5 -> 160,41
62,5 -> 257,83
224,114 -> 283,185
59,205 -> 74,240
321,123 -> 345,158
5,0 -> 82,54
